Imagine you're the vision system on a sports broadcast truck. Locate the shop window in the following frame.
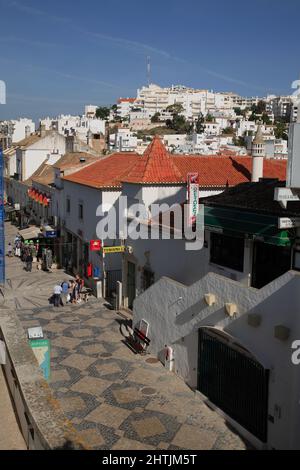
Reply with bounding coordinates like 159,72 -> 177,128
210,232 -> 244,273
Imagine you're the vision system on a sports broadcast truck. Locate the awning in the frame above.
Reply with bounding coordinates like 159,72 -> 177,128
41,225 -> 58,239
205,206 -> 294,247
19,227 -> 41,241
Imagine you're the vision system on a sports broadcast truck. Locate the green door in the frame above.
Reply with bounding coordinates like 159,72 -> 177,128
127,262 -> 136,310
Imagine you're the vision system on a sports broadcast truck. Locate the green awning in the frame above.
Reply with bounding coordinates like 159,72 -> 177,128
204,206 -> 294,247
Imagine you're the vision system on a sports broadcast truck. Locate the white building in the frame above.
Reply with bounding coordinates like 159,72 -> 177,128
0,118 -> 35,145
136,84 -> 208,120
40,114 -> 106,142
127,125 -> 300,450
110,129 -> 138,152
117,98 -> 136,120
84,105 -> 98,118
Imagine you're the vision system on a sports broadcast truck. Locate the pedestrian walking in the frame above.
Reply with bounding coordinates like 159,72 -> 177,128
25,253 -> 33,272
15,240 -> 21,257
53,284 -> 63,308
61,280 -> 70,305
7,243 -> 13,257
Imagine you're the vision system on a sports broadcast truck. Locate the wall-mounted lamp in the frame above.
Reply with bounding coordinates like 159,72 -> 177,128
225,303 -> 237,318
204,293 -> 216,307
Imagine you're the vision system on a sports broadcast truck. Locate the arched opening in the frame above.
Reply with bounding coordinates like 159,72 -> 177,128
197,327 -> 269,443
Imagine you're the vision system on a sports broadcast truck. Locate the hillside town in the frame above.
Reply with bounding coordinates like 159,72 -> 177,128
1,0 -> 300,459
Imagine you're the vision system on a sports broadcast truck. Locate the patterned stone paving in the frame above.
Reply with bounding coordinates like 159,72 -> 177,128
2,222 -> 248,450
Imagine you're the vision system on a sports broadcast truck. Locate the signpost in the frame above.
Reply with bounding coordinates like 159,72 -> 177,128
187,173 -> 199,226
278,218 -> 300,229
0,147 -> 5,286
29,339 -> 51,381
103,246 -> 126,254
274,187 -> 300,209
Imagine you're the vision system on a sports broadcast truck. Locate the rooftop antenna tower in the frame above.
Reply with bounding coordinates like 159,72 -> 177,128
147,56 -> 151,86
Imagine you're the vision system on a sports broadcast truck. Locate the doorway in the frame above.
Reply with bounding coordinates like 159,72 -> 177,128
198,329 -> 269,442
252,242 -> 291,289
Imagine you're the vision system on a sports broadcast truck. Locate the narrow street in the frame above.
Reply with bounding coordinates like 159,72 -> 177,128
1,222 -> 247,450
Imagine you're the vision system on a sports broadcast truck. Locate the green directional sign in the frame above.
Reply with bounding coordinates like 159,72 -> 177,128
30,339 -> 51,381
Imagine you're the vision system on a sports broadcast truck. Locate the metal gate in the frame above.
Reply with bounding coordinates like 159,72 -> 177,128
106,270 -> 122,301
198,329 -> 269,442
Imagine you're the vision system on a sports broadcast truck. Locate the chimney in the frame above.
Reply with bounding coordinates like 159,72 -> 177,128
251,123 -> 265,182
40,124 -> 46,138
25,125 -> 31,139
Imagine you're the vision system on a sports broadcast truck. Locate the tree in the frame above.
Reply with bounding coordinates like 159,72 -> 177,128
96,107 -> 110,120
206,114 -> 214,122
274,121 -> 288,140
195,113 -> 205,134
261,112 -> 271,125
151,112 -> 161,124
234,107 -> 243,116
233,136 -> 247,147
251,100 -> 266,115
166,114 -> 193,134
222,126 -> 234,135
166,103 -> 184,115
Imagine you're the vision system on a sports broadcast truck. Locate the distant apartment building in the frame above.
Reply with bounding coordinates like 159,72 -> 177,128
0,118 -> 35,148
84,105 -> 98,118
40,114 -> 106,142
266,95 -> 298,122
110,129 -> 138,152
135,84 -> 208,120
117,98 -> 136,120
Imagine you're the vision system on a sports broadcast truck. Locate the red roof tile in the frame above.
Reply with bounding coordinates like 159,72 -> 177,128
63,153 -> 139,189
173,155 -> 287,187
118,98 -> 136,103
62,137 -> 287,189
124,136 -> 185,184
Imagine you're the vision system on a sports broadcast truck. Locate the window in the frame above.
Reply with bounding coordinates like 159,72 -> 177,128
79,203 -> 84,220
142,268 -> 155,291
210,232 -> 244,272
66,198 -> 71,214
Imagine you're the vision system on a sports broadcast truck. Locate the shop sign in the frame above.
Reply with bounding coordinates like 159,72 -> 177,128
187,173 -> 199,226
103,246 -> 126,254
90,240 -> 102,251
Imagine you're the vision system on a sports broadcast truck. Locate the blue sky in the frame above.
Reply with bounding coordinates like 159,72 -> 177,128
0,0 -> 299,121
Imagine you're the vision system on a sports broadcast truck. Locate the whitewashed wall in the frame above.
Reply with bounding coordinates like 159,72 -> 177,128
133,270 -> 300,450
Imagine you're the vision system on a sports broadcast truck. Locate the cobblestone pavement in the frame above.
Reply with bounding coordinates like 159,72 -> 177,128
2,222 -> 248,450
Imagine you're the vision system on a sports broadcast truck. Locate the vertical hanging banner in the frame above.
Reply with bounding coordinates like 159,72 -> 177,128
0,147 -> 5,286
187,173 -> 199,227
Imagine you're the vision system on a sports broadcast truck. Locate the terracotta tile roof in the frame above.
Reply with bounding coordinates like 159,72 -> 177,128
118,98 -> 136,103
17,133 -> 50,149
172,155 -> 287,187
52,152 -> 99,171
30,153 -> 99,187
62,137 -> 287,189
63,152 -> 139,189
124,136 -> 185,184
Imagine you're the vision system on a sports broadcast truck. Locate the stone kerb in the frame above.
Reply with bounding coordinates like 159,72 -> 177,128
0,308 -> 87,450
